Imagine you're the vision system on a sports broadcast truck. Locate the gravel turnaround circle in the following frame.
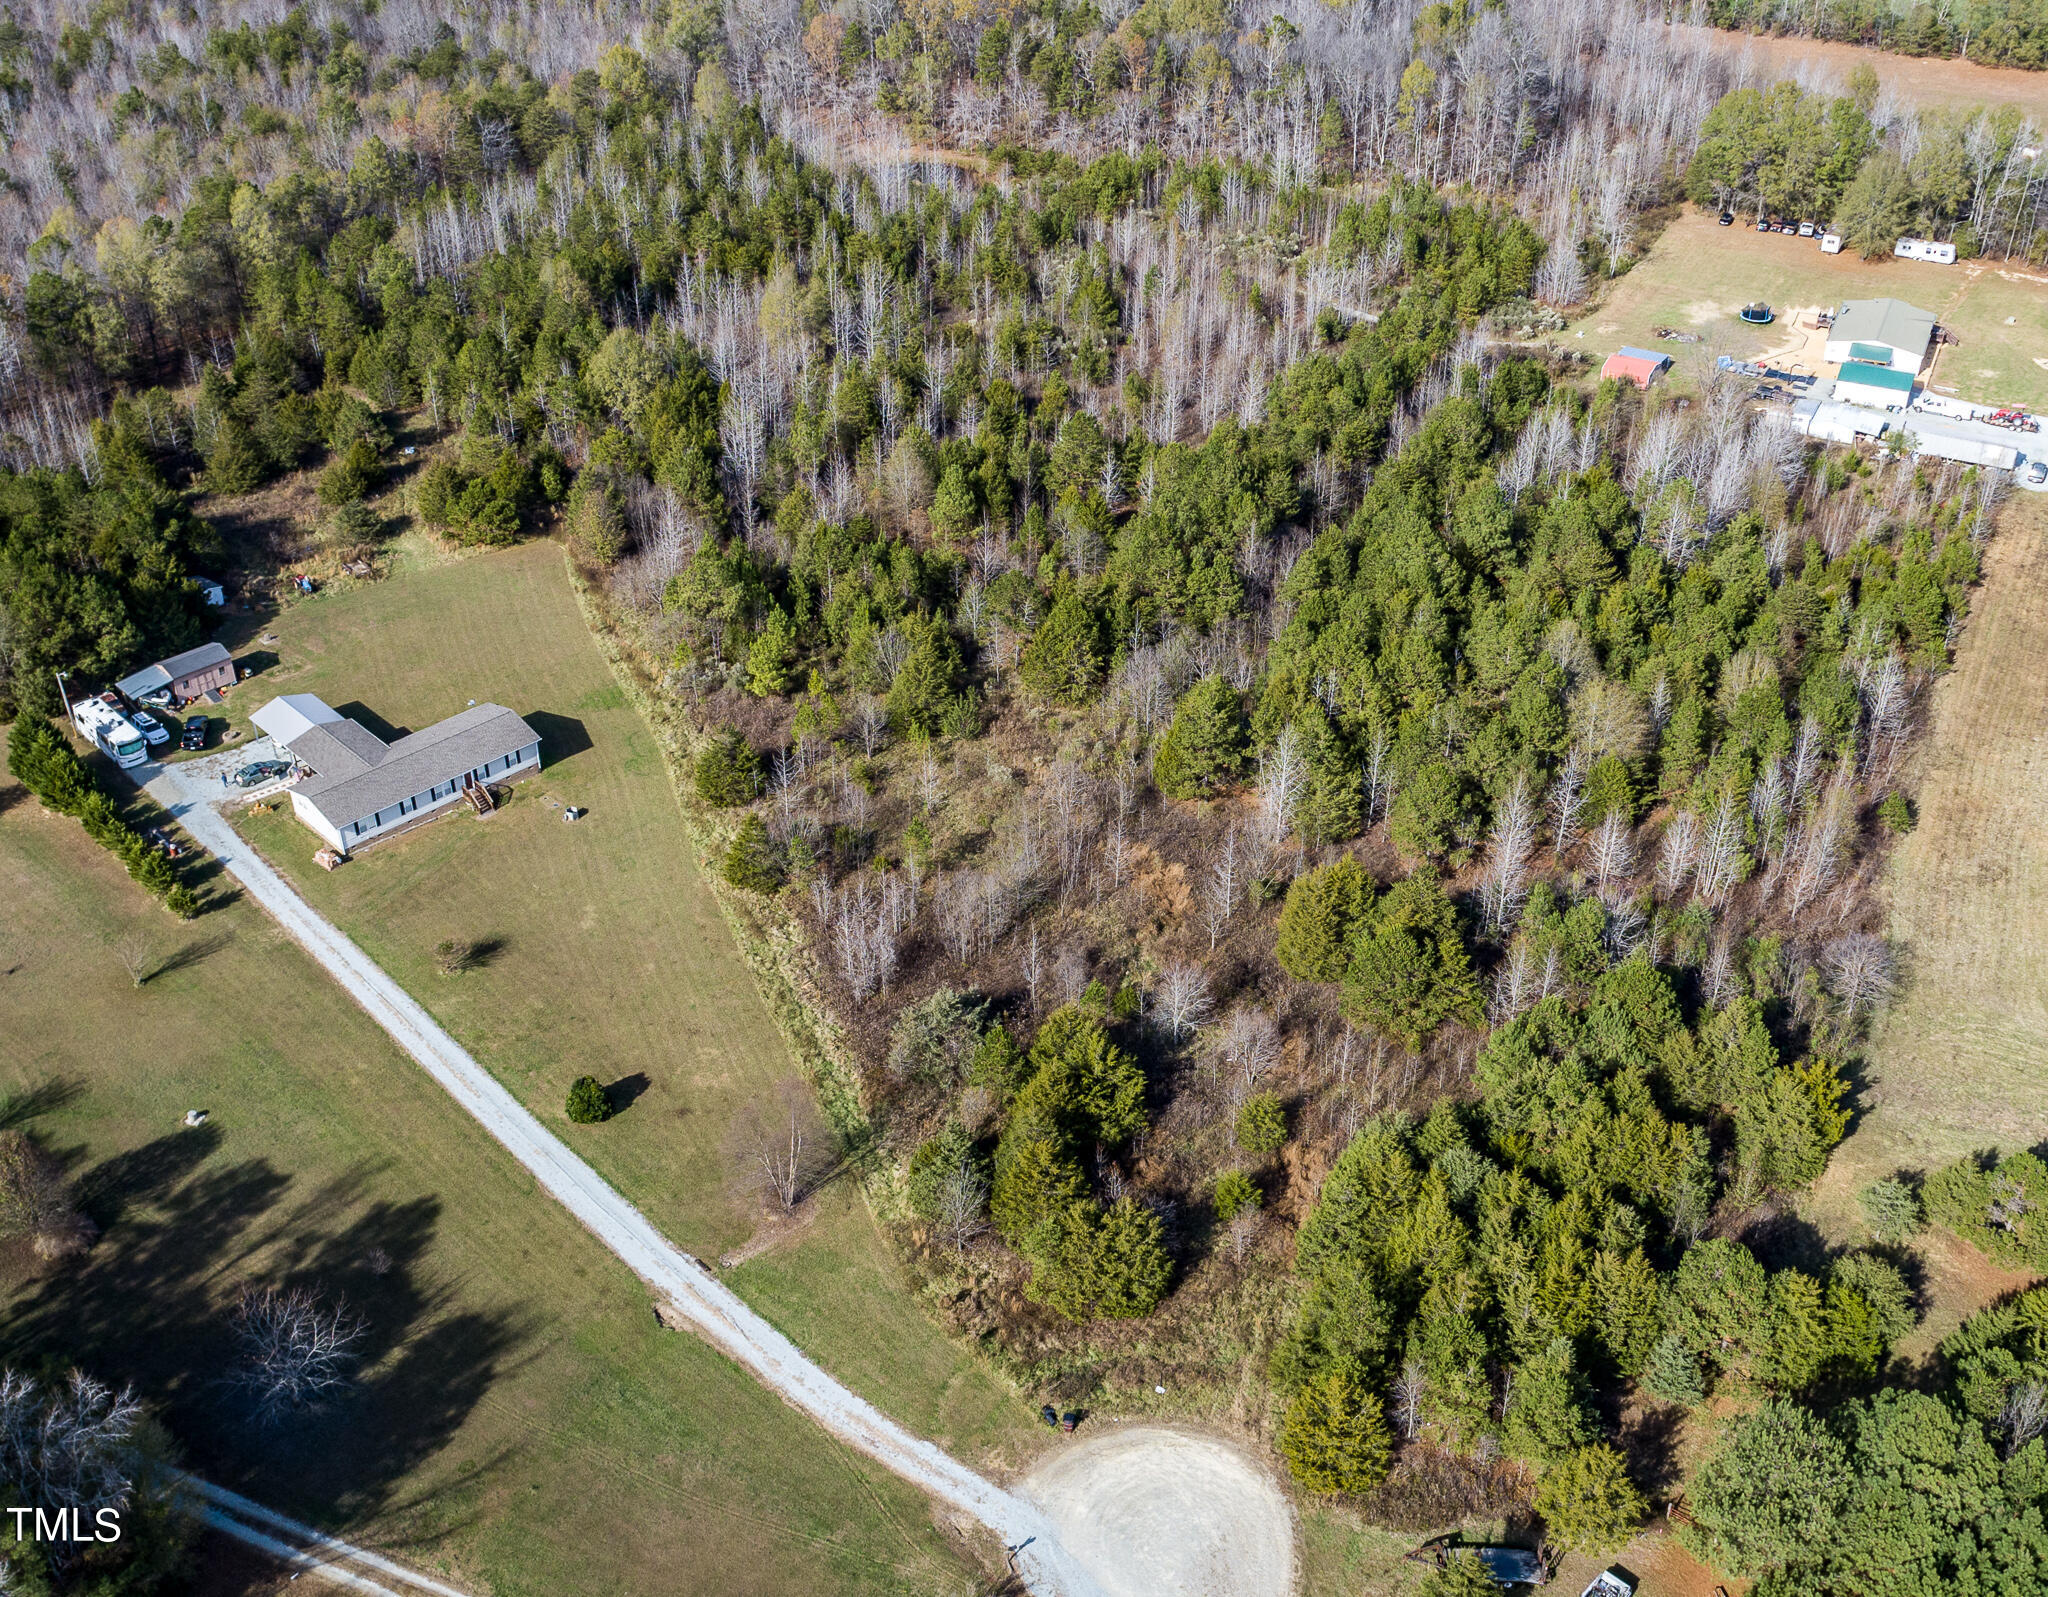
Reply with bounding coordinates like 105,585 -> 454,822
141,755 -> 1106,1597
1021,1427 -> 1295,1597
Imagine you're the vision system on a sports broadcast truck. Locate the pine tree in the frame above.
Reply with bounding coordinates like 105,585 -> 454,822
930,462 -> 977,542
1279,1369 -> 1392,1496
694,727 -> 762,807
1153,675 -> 1247,799
1294,702 -> 1364,842
886,619 -> 963,736
566,1075 -> 613,1123
1582,753 -> 1636,823
1643,1332 -> 1706,1406
746,608 -> 799,697
722,813 -> 782,893
1276,856 -> 1373,983
1018,589 -> 1104,704
1503,1336 -> 1595,1464
1760,1269 -> 1831,1392
1419,1554 -> 1502,1597
1390,760 -> 1467,862
1534,1444 -> 1646,1557
1589,1247 -> 1663,1376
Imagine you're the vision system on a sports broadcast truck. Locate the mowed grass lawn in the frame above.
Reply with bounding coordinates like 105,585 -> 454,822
218,540 -> 1036,1465
1568,207 -> 2048,410
0,780 -> 978,1597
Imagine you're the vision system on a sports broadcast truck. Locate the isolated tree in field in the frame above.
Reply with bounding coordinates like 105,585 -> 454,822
731,1081 -> 835,1213
565,1075 -> 613,1123
1153,675 -> 1247,799
1822,933 -> 1896,1017
1535,1445 -> 1646,1557
231,1285 -> 367,1425
1279,1368 -> 1391,1495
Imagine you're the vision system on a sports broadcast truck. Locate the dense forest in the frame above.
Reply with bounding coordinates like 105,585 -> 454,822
1707,0 -> 2048,68
0,0 -> 2043,1580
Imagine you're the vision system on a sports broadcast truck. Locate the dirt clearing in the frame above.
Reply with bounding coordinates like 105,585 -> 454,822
1807,494 -> 2048,1239
1021,1427 -> 1293,1597
1676,24 -> 2048,121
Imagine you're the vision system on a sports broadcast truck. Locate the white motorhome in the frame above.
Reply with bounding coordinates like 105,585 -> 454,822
71,693 -> 149,768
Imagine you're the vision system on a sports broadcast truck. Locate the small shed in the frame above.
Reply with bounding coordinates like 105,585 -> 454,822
115,641 -> 235,705
1599,346 -> 1671,389
1833,362 -> 1916,410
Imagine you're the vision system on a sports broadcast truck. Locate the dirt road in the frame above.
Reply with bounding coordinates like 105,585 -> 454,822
143,756 -> 1107,1597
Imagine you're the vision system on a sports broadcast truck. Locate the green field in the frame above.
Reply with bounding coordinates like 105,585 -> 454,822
214,541 -> 1037,1464
1569,206 -> 2048,411
0,772 -> 979,1597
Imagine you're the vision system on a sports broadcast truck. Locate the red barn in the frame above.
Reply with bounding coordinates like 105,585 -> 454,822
1600,346 -> 1671,389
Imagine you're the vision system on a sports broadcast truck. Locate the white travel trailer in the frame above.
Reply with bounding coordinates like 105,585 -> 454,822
1894,237 -> 1957,264
71,693 -> 148,768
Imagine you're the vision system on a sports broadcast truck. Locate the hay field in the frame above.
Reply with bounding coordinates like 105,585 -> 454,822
1805,495 -> 2048,1340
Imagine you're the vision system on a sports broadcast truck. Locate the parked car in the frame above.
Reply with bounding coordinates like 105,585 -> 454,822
1798,220 -> 1816,237
235,760 -> 291,788
2028,460 -> 2047,485
1718,210 -> 1735,225
1581,1572 -> 1636,1597
128,708 -> 170,748
180,715 -> 209,751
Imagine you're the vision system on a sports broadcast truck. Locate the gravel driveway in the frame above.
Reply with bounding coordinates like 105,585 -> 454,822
141,759 -> 1106,1597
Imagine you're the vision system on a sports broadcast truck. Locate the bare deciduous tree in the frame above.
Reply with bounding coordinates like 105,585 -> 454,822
1550,748 -> 1587,857
1391,1357 -> 1427,1440
1587,810 -> 1637,895
1216,1005 -> 1281,1108
1203,824 -> 1242,952
917,742 -> 944,813
1156,962 -> 1213,1043
1657,810 -> 1700,895
1021,925 -> 1045,1011
854,695 -> 887,757
1694,791 -> 1750,906
0,1368 -> 145,1572
1479,774 -> 1539,934
2002,1381 -> 2048,1453
112,931 -> 156,988
231,1285 -> 367,1425
732,1082 -> 836,1215
1822,933 -> 1896,1017
931,1160 -> 989,1255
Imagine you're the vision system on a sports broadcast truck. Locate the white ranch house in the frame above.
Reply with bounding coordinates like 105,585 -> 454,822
251,693 -> 540,854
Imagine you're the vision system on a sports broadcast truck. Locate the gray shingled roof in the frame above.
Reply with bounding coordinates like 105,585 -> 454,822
293,703 -> 538,827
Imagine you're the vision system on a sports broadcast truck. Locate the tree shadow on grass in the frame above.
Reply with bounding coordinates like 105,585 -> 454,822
4,1130 -> 533,1532
0,1077 -> 87,1131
